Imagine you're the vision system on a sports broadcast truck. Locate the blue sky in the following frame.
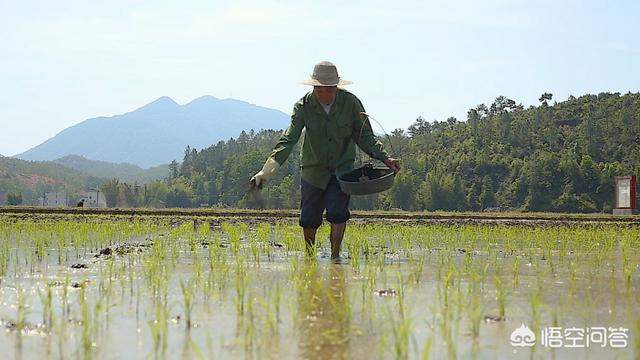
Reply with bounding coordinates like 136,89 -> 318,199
1,0 -> 639,158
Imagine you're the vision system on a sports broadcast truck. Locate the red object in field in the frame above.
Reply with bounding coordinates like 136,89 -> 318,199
614,175 -> 637,209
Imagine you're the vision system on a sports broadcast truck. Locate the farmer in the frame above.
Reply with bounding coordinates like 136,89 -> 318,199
250,61 -> 400,262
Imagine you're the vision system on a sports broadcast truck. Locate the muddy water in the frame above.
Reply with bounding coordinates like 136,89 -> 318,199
0,221 -> 638,359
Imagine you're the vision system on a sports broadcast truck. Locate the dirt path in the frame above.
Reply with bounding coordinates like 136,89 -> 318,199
1,206 -> 638,226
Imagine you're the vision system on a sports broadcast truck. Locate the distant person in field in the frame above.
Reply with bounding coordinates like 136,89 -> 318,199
250,61 -> 400,262
77,199 -> 85,207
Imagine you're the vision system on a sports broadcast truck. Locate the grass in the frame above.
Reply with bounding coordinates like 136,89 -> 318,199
0,216 -> 637,359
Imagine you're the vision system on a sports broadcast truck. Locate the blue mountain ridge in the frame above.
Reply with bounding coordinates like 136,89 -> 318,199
17,96 -> 290,168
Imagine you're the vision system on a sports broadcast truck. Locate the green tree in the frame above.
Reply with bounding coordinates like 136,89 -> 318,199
538,92 -> 553,106
390,170 -> 417,210
166,177 -> 194,207
121,183 -> 143,207
144,180 -> 168,207
7,191 -> 23,205
268,174 -> 297,209
169,160 -> 180,180
479,176 -> 496,210
158,92 -> 640,212
100,178 -> 120,207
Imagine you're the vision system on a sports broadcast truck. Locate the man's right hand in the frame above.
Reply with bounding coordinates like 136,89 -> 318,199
250,171 -> 268,188
384,157 -> 401,174
250,157 -> 280,188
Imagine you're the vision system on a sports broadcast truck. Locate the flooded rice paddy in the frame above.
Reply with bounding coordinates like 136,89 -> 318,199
0,216 -> 638,359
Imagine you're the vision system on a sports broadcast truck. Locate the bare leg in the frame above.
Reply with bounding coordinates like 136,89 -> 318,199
303,228 -> 317,257
330,222 -> 346,261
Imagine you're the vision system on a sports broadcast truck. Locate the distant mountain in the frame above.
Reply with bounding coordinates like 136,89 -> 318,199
16,96 -> 290,168
53,155 -> 168,183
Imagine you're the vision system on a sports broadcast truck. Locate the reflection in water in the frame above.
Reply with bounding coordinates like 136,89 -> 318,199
296,262 -> 351,360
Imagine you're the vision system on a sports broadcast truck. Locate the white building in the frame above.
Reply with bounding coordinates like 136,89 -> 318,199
46,191 -> 67,206
36,191 -> 67,206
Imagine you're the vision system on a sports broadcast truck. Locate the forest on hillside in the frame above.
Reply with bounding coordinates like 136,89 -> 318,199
0,156 -> 103,205
99,92 -> 639,213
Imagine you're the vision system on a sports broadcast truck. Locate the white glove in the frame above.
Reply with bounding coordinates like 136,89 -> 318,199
250,157 -> 280,188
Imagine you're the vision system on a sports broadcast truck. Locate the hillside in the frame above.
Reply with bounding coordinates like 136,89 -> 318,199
16,96 -> 290,168
0,156 -> 103,204
53,155 -> 168,183
162,92 -> 640,212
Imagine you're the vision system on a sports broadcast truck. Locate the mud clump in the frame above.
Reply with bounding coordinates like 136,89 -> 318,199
374,288 -> 397,297
200,240 -> 228,248
1,319 -> 49,336
95,243 -> 151,258
113,243 -> 150,255
484,315 -> 507,322
70,280 -> 90,289
96,247 -> 112,257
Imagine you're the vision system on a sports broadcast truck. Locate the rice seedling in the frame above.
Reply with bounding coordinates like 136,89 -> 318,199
621,237 -> 634,292
234,260 -> 249,316
389,306 -> 411,359
256,223 -> 272,262
14,286 -> 29,337
512,255 -> 521,287
0,216 -> 637,359
180,278 -> 195,329
79,284 -> 93,355
420,331 -> 434,360
493,275 -> 507,319
39,281 -> 53,327
148,297 -> 169,358
0,239 -> 9,280
466,271 -> 482,339
273,281 -> 282,324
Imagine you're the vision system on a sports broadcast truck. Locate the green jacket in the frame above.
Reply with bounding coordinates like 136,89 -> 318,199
270,88 -> 388,190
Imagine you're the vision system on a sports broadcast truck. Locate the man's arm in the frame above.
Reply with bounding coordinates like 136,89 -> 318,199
351,101 -> 388,162
251,105 -> 305,188
270,103 -> 305,166
352,101 -> 401,173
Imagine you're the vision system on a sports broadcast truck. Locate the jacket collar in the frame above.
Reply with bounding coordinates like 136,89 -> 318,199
308,88 -> 344,116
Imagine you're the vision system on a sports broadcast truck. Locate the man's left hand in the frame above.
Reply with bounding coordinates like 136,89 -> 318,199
384,158 -> 401,174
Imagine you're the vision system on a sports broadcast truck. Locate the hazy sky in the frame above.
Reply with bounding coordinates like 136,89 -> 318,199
1,0 -> 639,157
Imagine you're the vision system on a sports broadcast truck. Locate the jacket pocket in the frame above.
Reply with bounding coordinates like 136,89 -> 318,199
336,117 -> 353,139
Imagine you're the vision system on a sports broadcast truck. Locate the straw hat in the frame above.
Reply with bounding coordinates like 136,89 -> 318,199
300,61 -> 353,86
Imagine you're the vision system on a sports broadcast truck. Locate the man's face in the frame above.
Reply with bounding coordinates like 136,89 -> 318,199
313,86 -> 337,106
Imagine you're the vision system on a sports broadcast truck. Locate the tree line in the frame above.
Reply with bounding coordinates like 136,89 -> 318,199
103,92 -> 640,212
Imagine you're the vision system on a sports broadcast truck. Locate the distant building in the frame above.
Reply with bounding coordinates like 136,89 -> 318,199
78,190 -> 107,208
36,191 -> 68,206
613,175 -> 638,215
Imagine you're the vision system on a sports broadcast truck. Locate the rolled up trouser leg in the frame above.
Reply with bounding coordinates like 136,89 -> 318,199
324,175 -> 351,224
299,178 -> 324,229
299,176 -> 351,227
